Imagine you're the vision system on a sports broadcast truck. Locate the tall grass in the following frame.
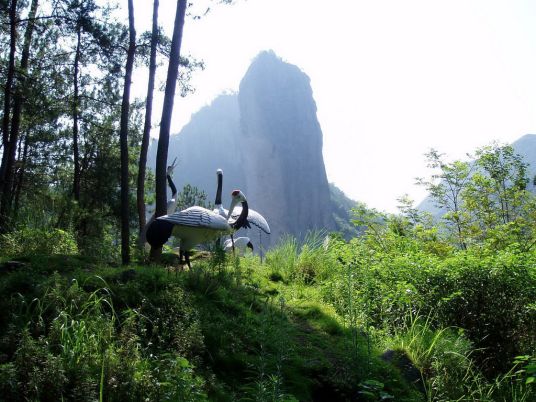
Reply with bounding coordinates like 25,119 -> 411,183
265,234 -> 298,281
382,313 -> 534,401
265,231 -> 335,284
0,271 -> 209,401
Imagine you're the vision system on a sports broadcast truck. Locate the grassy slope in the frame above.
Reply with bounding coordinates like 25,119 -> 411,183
0,253 -> 422,401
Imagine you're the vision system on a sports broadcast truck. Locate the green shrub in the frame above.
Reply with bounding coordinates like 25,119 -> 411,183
323,236 -> 535,377
136,285 -> 204,358
0,227 -> 78,257
383,315 -> 475,401
76,222 -> 120,262
10,330 -> 67,401
428,248 -> 536,375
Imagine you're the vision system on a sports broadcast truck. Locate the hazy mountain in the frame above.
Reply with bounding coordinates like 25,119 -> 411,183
149,51 -> 357,244
148,94 -> 245,201
237,51 -> 335,242
418,134 -> 536,215
511,134 -> 536,172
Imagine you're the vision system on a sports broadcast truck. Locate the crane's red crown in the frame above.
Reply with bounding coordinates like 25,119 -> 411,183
231,190 -> 240,196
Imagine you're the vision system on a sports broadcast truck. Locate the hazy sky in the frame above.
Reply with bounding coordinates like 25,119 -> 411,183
131,0 -> 536,212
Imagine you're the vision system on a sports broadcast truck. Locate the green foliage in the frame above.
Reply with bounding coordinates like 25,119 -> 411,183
1,141 -> 535,401
265,234 -> 298,281
0,227 -> 78,256
7,330 -> 67,401
358,379 -> 395,401
418,143 -> 536,250
417,149 -> 473,248
383,315 -> 475,401
265,232 -> 336,284
177,184 -> 211,211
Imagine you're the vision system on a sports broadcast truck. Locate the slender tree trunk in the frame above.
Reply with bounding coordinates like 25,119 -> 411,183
0,0 -> 18,229
12,135 -> 29,222
137,0 -> 159,246
0,0 -> 38,229
119,0 -> 136,265
150,0 -> 187,261
72,27 -> 81,201
1,0 -> 17,148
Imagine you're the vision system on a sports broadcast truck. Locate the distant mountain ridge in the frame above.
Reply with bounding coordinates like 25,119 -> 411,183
149,51 -> 357,244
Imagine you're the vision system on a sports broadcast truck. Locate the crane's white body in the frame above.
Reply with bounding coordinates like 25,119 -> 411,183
223,237 -> 253,255
150,190 -> 248,269
224,207 -> 270,234
159,206 -> 233,251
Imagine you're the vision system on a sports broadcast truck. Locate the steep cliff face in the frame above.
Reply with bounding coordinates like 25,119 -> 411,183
238,51 -> 335,241
149,51 -> 339,243
148,94 -> 245,204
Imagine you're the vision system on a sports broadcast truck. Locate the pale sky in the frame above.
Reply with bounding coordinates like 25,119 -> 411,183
130,0 -> 536,213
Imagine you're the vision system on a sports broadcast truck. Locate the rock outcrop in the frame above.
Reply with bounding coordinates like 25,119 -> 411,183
237,51 -> 335,241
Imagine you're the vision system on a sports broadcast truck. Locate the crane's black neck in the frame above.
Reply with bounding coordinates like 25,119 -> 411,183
215,172 -> 223,206
231,201 -> 250,230
167,174 -> 177,197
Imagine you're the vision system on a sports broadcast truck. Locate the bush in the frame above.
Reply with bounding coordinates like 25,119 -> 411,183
383,316 -> 475,401
7,330 -> 67,402
0,228 -> 78,257
322,236 -> 536,378
415,247 -> 536,375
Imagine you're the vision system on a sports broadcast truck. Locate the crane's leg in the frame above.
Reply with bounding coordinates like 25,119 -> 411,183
178,250 -> 185,275
185,251 -> 192,270
231,234 -> 236,256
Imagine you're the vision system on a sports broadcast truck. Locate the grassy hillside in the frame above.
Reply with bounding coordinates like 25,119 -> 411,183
0,227 -> 534,401
5,140 -> 536,401
0,252 -> 420,401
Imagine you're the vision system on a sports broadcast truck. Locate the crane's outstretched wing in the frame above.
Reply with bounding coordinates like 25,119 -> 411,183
158,207 -> 230,231
225,207 -> 270,234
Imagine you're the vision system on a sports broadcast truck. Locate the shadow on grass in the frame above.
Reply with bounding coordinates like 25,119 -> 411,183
176,262 -> 423,402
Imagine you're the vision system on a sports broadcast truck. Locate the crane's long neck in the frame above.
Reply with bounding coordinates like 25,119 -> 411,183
231,200 -> 249,230
215,172 -> 223,206
167,174 -> 177,198
166,174 -> 178,214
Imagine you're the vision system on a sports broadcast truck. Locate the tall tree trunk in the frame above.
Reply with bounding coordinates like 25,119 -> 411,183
1,0 -> 17,148
72,27 -> 81,201
137,0 -> 159,246
119,0 -> 136,265
150,0 -> 187,261
0,0 -> 38,230
0,0 -> 18,229
12,134 -> 29,223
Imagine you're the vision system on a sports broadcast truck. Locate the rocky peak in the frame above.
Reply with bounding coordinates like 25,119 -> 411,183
149,51 -> 339,245
238,51 -> 334,241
